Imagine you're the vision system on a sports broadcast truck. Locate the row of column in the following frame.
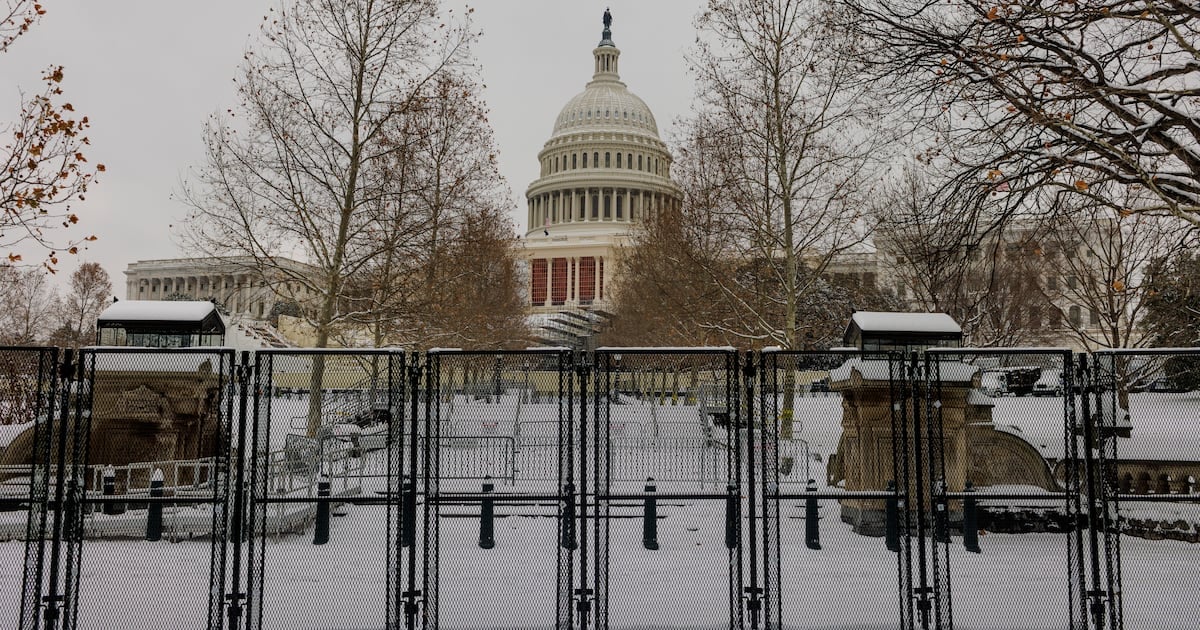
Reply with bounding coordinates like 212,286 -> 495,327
528,188 -> 678,230
531,256 -> 605,307
129,274 -> 273,317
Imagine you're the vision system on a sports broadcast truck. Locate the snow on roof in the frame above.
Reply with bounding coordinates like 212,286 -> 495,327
849,312 -> 961,334
97,300 -> 217,323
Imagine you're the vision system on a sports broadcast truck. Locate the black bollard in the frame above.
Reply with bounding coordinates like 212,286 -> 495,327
561,483 -> 577,550
313,474 -> 330,545
963,481 -> 981,553
401,481 -> 416,548
102,465 -> 122,515
724,484 -> 739,549
934,480 -> 950,544
805,479 -> 821,550
145,468 -> 163,541
885,480 -> 899,553
479,476 -> 496,549
642,477 -> 659,550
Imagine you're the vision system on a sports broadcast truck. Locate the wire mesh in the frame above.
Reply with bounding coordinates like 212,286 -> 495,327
1,347 -> 58,629
426,349 -> 572,630
593,349 -> 741,630
5,345 -> 1196,629
246,349 -> 403,630
1092,349 -> 1200,630
761,350 -> 913,630
42,348 -> 237,630
926,349 -> 1082,630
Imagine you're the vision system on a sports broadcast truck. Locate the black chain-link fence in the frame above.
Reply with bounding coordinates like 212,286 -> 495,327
1091,349 -> 1200,630
4,346 -> 1199,629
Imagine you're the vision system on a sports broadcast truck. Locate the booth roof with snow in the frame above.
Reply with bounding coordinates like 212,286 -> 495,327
842,311 -> 962,355
96,300 -> 225,348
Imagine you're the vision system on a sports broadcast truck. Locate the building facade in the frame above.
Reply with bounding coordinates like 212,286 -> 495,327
523,15 -> 682,316
124,257 -> 318,320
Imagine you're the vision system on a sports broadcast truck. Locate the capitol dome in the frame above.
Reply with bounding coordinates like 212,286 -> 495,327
523,11 -> 682,315
551,80 -> 659,138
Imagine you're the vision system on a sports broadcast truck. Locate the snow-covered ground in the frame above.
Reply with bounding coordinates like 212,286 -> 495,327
3,501 -> 1197,629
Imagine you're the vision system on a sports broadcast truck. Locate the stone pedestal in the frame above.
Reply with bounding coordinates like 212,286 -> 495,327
830,359 -> 1055,536
1,365 -> 223,491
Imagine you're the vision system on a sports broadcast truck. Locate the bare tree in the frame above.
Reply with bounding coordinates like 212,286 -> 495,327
418,208 -> 529,349
50,261 -> 111,348
846,0 -> 1200,226
338,70 -> 526,349
2,0 -> 102,272
180,0 -> 472,345
678,0 -> 884,349
876,164 -> 1058,347
606,205 -> 900,348
180,0 -> 474,436
0,265 -> 56,344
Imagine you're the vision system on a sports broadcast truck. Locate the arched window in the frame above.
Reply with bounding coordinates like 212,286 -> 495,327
593,152 -> 599,168
627,153 -> 633,169
578,194 -> 586,219
605,152 -> 611,168
638,155 -> 643,170
591,194 -> 599,219
604,194 -> 611,219
573,154 -> 578,169
616,153 -> 622,169
616,196 -> 623,219
583,153 -> 588,168
554,156 -> 559,173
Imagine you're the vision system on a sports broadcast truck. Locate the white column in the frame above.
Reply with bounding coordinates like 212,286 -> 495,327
568,257 -> 575,303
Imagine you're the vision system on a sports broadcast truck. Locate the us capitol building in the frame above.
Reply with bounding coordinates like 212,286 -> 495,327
522,12 -> 682,326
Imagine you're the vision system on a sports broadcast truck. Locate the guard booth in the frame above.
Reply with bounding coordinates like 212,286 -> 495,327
96,300 -> 226,347
842,310 -> 962,354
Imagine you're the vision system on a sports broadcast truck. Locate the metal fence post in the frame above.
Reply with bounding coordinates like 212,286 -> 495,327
962,481 -> 980,553
561,482 -> 577,550
102,465 -> 121,515
725,483 -> 740,549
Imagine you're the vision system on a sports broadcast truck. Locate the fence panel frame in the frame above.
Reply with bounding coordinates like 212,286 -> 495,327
759,349 -> 912,630
926,347 -> 1085,630
3,346 -> 59,630
593,347 -> 741,630
424,348 -> 573,630
245,348 -> 405,630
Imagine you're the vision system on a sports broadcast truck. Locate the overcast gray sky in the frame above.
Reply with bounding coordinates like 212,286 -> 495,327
0,0 -> 704,297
